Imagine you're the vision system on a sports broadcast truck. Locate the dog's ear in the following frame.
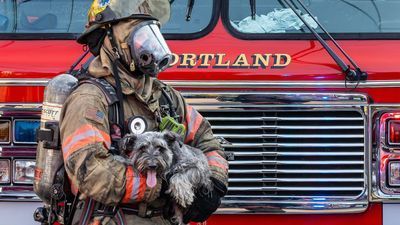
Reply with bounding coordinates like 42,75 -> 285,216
119,133 -> 137,152
163,131 -> 180,144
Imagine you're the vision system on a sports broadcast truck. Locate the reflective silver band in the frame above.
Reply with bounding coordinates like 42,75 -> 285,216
1,78 -> 400,88
168,80 -> 400,88
0,79 -> 49,86
217,201 -> 368,214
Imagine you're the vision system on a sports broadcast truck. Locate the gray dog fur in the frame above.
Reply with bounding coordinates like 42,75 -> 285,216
119,131 -> 212,223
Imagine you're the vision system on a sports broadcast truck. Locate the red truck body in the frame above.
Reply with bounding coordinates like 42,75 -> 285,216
1,2 -> 399,225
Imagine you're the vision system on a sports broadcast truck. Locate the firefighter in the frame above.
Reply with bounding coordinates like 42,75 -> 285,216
59,0 -> 228,224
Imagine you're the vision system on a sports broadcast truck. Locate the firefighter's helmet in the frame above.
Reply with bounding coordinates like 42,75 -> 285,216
77,0 -> 171,44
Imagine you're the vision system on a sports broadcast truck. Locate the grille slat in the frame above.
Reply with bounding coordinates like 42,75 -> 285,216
229,160 -> 364,165
229,178 -> 364,182
212,125 -> 364,130
233,152 -> 363,156
223,143 -> 364,147
229,187 -> 364,191
229,169 -> 364,174
196,105 -> 365,203
216,134 -> 363,138
208,117 -> 363,121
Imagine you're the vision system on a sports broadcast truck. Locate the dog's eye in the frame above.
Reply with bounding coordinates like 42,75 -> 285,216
158,147 -> 166,152
138,145 -> 147,152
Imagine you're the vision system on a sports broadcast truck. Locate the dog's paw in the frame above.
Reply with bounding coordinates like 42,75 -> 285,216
170,204 -> 184,225
167,180 -> 195,208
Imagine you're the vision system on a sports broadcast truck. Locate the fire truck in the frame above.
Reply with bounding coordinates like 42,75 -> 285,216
0,0 -> 399,224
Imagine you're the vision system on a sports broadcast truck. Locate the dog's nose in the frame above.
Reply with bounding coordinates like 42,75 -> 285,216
148,164 -> 158,170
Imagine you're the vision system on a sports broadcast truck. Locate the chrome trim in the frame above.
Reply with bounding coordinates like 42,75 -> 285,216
0,104 -> 41,201
229,160 -> 364,165
229,178 -> 364,183
225,143 -> 364,147
184,92 -> 369,214
0,192 -> 39,202
233,151 -> 363,156
0,79 -> 49,86
216,134 -> 364,138
168,80 -> 400,88
229,169 -> 364,174
0,103 -> 42,112
182,92 -> 368,105
1,78 -> 400,88
208,116 -> 364,121
217,202 -> 368,214
213,125 -> 364,130
229,187 -> 364,191
370,104 -> 400,202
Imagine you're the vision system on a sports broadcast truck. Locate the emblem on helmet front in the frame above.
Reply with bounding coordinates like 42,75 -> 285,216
98,0 -> 111,7
88,0 -> 111,23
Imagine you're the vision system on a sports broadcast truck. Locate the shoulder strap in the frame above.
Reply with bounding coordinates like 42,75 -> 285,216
79,77 -> 119,105
77,76 -> 121,155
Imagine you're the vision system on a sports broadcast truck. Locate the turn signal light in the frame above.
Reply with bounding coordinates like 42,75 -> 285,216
389,120 -> 400,145
0,121 -> 10,143
13,119 -> 40,144
13,160 -> 35,184
0,160 -> 10,184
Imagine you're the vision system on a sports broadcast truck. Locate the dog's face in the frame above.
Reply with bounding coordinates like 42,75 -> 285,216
119,131 -> 179,187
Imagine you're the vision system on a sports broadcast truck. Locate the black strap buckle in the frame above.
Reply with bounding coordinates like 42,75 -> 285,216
37,121 -> 60,149
93,205 -> 118,218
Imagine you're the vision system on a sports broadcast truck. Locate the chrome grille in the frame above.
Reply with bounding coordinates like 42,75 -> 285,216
184,92 -> 368,213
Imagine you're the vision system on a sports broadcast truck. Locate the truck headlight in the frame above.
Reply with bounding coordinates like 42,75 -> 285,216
13,160 -> 35,184
0,160 -> 10,184
389,161 -> 400,187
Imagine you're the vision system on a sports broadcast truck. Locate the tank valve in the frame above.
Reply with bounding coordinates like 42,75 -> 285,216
33,207 -> 48,223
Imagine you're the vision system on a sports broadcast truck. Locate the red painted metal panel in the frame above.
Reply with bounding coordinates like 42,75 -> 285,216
192,204 -> 382,225
0,87 -> 44,103
1,21 -> 400,82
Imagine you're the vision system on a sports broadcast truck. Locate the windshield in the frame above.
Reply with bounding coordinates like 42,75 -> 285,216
0,0 -> 213,35
228,0 -> 400,34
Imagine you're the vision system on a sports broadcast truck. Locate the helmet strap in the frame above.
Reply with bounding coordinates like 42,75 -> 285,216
106,25 -> 126,135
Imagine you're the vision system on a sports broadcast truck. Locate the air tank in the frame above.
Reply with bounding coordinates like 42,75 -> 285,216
34,74 -> 77,204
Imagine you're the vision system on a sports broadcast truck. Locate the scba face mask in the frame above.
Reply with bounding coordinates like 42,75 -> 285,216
128,20 -> 172,77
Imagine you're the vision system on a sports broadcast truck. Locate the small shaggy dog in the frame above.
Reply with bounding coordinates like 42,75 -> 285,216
119,131 -> 212,224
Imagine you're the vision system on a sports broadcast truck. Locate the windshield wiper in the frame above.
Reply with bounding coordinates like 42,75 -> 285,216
186,0 -> 195,21
250,0 -> 256,20
281,0 -> 368,82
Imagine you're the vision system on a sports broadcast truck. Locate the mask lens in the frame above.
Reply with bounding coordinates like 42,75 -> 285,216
129,22 -> 172,76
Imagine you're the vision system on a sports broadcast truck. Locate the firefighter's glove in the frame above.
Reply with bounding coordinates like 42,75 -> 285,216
182,177 -> 227,223
159,116 -> 186,139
